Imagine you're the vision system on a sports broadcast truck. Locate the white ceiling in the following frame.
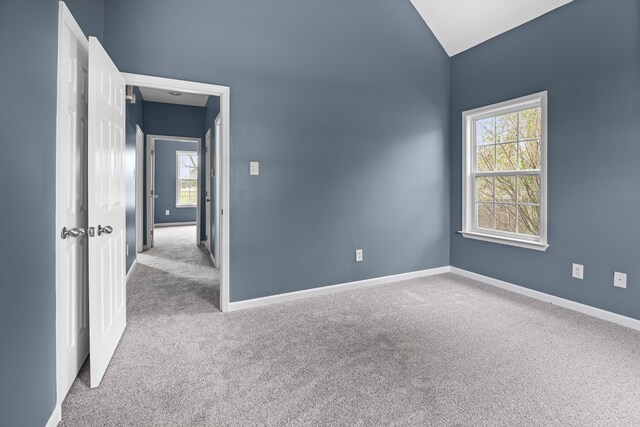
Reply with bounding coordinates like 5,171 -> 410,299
410,0 -> 573,56
138,86 -> 210,107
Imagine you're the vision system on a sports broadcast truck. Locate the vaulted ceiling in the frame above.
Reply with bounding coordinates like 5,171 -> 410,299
410,0 -> 574,56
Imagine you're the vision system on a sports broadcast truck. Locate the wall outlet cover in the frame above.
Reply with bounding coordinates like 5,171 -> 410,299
355,249 -> 363,262
572,263 -> 584,280
165,210 -> 170,215
249,161 -> 260,176
614,272 -> 627,289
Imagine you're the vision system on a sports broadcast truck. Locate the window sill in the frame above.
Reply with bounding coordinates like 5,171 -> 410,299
458,230 -> 549,252
175,205 -> 197,209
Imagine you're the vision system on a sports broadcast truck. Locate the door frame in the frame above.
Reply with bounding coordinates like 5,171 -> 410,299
214,113 -> 222,270
55,0 -> 89,411
145,136 -> 155,249
147,134 -> 202,246
135,125 -> 144,253
124,70 -> 231,313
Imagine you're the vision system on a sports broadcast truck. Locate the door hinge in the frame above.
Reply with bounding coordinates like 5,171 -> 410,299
151,149 -> 154,155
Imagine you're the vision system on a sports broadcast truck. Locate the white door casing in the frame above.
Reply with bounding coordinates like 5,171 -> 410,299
214,114 -> 222,270
55,2 -> 90,404
205,129 -> 212,255
87,36 -> 127,388
146,136 -> 155,249
135,125 -> 144,252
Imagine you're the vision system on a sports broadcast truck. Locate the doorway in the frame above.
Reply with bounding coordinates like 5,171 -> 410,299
55,1 -> 232,411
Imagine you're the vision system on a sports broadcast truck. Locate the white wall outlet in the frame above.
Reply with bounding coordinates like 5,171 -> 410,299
249,161 -> 260,176
572,263 -> 584,280
614,272 -> 627,289
355,249 -> 363,262
165,210 -> 170,216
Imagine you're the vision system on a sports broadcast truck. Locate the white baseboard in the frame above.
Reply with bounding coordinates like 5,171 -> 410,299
154,221 -> 196,228
46,404 -> 61,427
450,267 -> 640,332
228,266 -> 452,312
126,259 -> 137,283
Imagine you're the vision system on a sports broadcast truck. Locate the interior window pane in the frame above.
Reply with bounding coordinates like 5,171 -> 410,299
477,203 -> 494,230
517,176 -> 540,204
495,176 -> 516,203
518,107 -> 541,140
518,204 -> 540,236
476,145 -> 496,172
496,112 -> 518,143
475,117 -> 495,146
476,177 -> 494,202
519,139 -> 541,170
497,143 -> 518,171
495,204 -> 517,233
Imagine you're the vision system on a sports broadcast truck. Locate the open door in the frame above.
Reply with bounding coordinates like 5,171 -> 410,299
214,114 -> 222,269
87,36 -> 127,388
205,130 -> 212,257
146,138 -> 155,248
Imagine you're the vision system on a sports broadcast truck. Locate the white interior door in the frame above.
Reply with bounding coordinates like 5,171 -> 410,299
56,3 -> 89,402
146,138 -> 155,248
205,130 -> 212,255
135,125 -> 144,252
87,36 -> 127,388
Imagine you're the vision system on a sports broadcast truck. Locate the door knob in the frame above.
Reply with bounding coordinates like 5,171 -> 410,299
98,225 -> 113,236
206,198 -> 211,202
61,227 -> 87,239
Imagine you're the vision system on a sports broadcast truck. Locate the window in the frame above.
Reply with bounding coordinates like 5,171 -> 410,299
461,92 -> 548,251
176,151 -> 198,207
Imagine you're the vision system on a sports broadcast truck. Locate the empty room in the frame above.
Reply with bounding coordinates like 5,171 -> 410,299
2,0 -> 640,426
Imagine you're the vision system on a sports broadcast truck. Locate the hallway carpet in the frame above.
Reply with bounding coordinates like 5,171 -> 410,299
61,230 -> 640,425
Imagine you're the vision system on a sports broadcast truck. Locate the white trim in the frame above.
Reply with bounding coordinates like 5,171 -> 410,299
450,267 -> 640,332
45,404 -> 62,427
461,91 -> 548,250
209,251 -> 217,268
126,259 -> 137,283
146,136 -> 155,249
154,221 -> 197,227
228,266 -> 452,312
458,230 -> 549,251
124,73 -> 231,313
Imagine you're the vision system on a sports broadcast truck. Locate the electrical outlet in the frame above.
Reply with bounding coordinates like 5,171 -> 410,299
249,161 -> 260,176
355,249 -> 363,262
614,272 -> 627,289
165,210 -> 170,216
572,263 -> 584,280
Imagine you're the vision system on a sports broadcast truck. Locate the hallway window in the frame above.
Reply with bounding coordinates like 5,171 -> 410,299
460,91 -> 548,251
176,151 -> 198,207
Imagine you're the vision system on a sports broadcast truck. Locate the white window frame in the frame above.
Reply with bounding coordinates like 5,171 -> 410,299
460,91 -> 548,251
175,150 -> 198,208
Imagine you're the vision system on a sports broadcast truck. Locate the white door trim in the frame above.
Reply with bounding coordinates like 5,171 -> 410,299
123,73 -> 231,313
147,134 -> 202,244
55,0 -> 89,410
213,113 -> 222,269
135,125 -> 144,253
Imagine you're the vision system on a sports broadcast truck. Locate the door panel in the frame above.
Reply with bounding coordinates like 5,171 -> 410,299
205,130 -> 212,256
56,7 -> 89,402
87,36 -> 126,388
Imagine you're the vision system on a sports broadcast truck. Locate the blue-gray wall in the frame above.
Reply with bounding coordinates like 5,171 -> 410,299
125,87 -> 143,271
154,140 -> 198,224
104,0 -> 451,302
450,0 -> 640,319
64,0 -> 104,41
0,1 -> 103,425
142,101 -> 207,240
205,96 -> 221,258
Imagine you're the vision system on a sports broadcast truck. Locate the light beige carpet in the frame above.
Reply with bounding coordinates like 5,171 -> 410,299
61,226 -> 640,426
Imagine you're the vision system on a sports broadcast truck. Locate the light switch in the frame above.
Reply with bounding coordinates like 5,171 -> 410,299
249,161 -> 260,176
